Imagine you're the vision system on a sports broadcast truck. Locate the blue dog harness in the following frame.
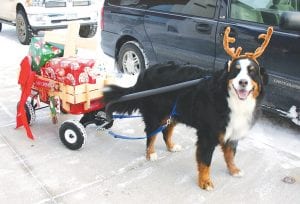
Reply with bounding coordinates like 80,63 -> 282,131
108,100 -> 178,140
106,76 -> 211,140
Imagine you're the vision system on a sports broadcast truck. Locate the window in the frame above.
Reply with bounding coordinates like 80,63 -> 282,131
108,0 -> 140,7
230,0 -> 300,26
109,0 -> 218,18
148,0 -> 217,18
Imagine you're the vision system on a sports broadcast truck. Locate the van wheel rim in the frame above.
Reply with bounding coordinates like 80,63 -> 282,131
64,129 -> 77,144
122,51 -> 140,75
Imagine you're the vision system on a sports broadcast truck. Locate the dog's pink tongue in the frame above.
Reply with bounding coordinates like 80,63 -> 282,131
238,90 -> 249,100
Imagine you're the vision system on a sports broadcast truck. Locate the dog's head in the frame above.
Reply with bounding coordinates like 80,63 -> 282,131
225,57 -> 268,100
222,27 -> 272,101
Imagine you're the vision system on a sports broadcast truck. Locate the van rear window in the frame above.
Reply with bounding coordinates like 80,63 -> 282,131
108,0 -> 217,19
230,0 -> 300,26
108,0 -> 140,7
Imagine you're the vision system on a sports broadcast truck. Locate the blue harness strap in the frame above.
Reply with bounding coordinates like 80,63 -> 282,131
108,100 -> 178,140
108,124 -> 168,140
112,114 -> 142,119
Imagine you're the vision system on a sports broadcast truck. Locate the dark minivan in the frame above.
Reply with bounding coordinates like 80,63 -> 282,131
101,0 -> 300,126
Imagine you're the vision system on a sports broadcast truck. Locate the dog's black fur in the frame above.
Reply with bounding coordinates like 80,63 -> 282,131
103,59 -> 268,190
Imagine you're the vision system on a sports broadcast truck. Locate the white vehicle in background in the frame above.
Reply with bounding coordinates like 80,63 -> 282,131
0,0 -> 99,44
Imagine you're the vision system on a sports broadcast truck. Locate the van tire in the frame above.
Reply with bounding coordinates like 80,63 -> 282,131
16,10 -> 32,45
117,41 -> 145,75
0,23 -> 2,32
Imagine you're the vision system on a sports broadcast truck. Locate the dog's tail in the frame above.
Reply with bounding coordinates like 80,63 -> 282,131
103,84 -> 139,115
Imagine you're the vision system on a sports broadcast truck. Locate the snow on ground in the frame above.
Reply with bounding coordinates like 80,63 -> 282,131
0,24 -> 299,204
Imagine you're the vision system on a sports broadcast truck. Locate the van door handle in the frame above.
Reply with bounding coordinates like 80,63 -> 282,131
195,23 -> 211,32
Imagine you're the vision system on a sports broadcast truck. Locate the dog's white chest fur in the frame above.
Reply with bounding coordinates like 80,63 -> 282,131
224,90 -> 256,142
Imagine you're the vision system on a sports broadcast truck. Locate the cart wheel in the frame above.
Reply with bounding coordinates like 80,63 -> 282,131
24,101 -> 36,125
103,120 -> 114,129
17,101 -> 36,125
96,111 -> 114,129
59,120 -> 87,150
79,110 -> 114,129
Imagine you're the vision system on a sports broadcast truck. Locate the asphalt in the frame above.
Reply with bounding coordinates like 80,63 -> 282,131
0,24 -> 300,204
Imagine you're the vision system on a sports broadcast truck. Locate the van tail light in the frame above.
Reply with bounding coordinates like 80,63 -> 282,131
100,6 -> 104,30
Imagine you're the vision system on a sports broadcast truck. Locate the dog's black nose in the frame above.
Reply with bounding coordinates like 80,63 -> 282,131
239,79 -> 248,87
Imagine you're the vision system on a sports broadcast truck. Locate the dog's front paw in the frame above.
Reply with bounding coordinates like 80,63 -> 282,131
199,178 -> 214,191
170,144 -> 182,152
149,153 -> 158,161
228,165 -> 244,177
230,169 -> 244,177
146,152 -> 158,161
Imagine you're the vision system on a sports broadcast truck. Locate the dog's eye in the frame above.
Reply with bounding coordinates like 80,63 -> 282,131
228,66 -> 240,79
248,66 -> 257,77
249,65 -> 255,71
229,64 -> 240,72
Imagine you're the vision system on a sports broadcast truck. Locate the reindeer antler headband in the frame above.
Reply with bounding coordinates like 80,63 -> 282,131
223,27 -> 273,63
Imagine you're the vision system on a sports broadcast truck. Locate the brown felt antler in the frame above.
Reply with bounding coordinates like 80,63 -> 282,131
223,26 -> 273,62
223,27 -> 242,60
244,27 -> 273,60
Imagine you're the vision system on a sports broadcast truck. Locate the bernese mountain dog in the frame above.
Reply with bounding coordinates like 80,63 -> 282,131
103,27 -> 272,190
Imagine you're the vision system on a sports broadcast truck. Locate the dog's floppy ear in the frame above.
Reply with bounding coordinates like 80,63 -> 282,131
260,66 -> 268,85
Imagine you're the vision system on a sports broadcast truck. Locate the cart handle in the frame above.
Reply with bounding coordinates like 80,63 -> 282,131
105,77 -> 207,121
